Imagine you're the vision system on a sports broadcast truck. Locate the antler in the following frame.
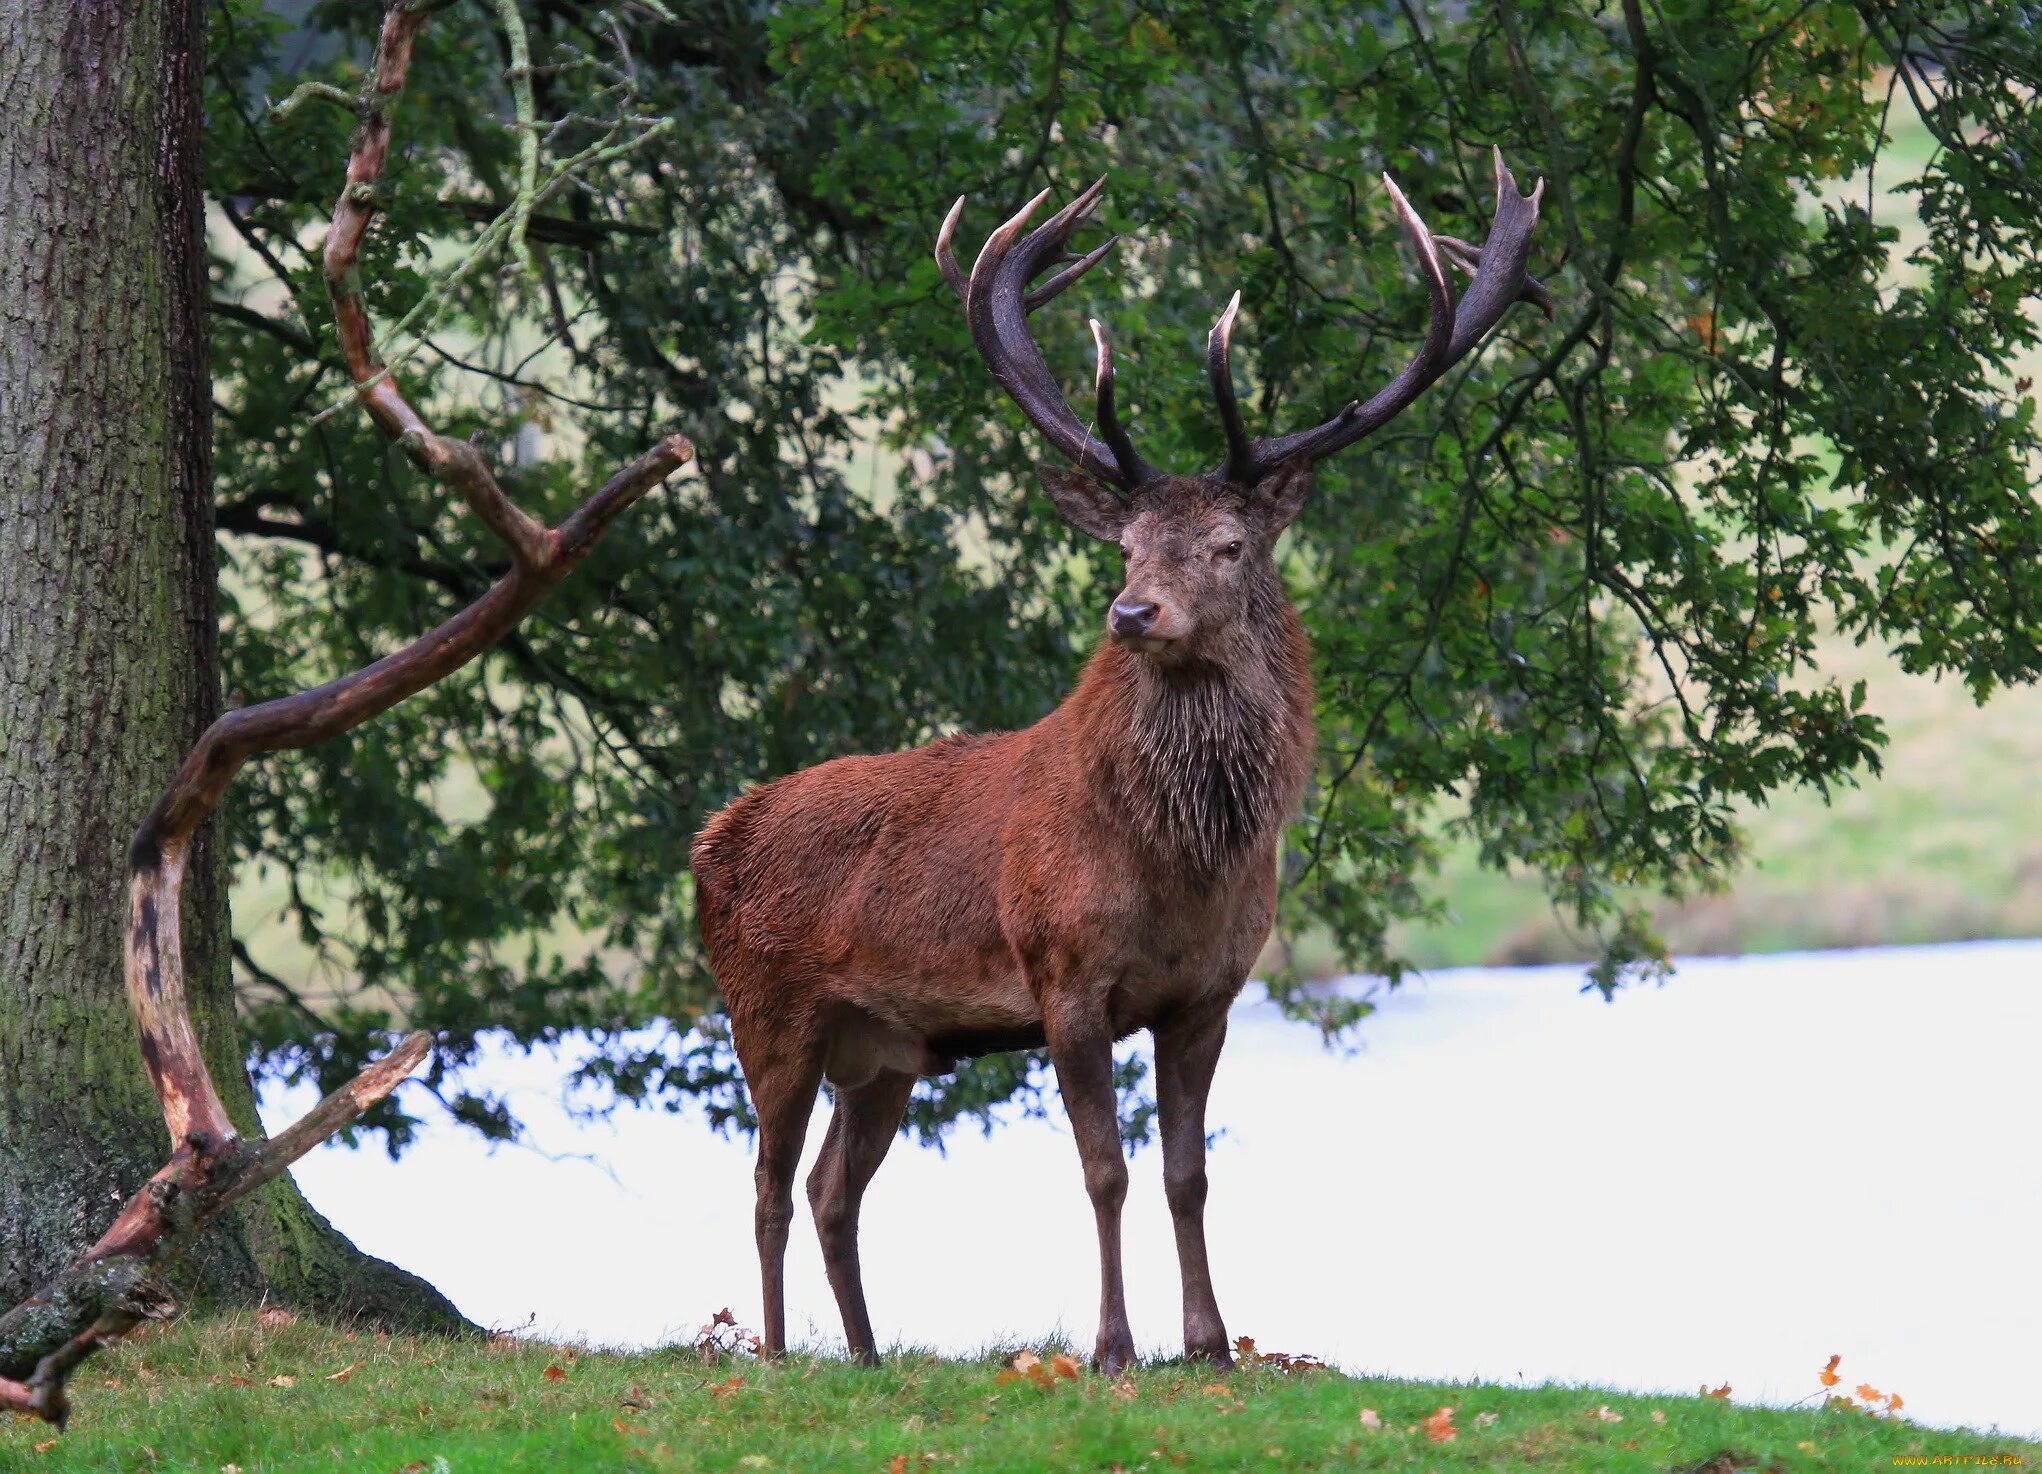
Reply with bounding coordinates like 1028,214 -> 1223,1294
1212,148 -> 1552,485
936,180 -> 1155,490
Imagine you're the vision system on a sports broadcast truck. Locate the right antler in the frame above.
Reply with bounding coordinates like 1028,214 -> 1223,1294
1214,149 -> 1554,485
937,179 -> 1155,490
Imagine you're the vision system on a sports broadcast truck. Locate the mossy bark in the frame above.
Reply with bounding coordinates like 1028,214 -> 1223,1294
0,0 -> 463,1333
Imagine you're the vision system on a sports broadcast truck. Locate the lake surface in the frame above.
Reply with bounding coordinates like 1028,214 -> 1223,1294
261,939 -> 2041,1438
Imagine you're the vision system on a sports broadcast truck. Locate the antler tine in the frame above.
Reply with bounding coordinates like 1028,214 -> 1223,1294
1206,291 -> 1256,485
1434,235 -> 1556,318
1027,235 -> 1118,312
1433,148 -> 1549,356
1089,317 -> 1153,485
942,176 -> 1151,489
935,196 -> 969,302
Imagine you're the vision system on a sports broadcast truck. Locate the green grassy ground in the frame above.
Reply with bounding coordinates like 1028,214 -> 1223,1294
7,1314 -> 2034,1472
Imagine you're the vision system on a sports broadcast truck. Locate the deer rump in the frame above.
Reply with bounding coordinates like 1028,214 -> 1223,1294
692,706 -> 1283,1088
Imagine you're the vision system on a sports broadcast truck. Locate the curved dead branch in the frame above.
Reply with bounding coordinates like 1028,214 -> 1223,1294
0,0 -> 690,1427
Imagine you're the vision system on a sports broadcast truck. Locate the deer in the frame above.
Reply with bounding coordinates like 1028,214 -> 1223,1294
690,150 -> 1549,1373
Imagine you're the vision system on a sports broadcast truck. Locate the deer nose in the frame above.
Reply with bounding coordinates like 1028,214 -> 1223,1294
1110,600 -> 1159,637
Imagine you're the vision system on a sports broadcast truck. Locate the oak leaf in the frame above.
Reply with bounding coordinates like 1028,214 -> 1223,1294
1819,1354 -> 1841,1388
1050,1354 -> 1081,1381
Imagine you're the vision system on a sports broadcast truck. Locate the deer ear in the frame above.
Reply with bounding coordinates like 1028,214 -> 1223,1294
1036,464 -> 1132,542
1256,455 -> 1315,532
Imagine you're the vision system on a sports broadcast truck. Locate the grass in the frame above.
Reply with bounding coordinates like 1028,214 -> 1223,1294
8,1314 -> 2036,1473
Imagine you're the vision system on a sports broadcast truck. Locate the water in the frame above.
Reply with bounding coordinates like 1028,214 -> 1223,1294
261,939 -> 2042,1438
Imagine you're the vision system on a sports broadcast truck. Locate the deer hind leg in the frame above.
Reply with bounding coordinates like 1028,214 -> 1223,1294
806,1068 -> 915,1366
1043,999 -> 1138,1374
736,1017 -> 826,1358
1155,1003 -> 1233,1366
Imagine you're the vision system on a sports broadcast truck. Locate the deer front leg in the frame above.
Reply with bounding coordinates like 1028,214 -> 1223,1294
1044,1002 -> 1137,1373
1155,1003 -> 1232,1366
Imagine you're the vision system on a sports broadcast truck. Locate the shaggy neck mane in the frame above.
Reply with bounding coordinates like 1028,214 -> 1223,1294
1077,592 -> 1312,878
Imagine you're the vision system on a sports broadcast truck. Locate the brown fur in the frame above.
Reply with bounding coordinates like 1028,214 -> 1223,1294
692,465 -> 1317,1371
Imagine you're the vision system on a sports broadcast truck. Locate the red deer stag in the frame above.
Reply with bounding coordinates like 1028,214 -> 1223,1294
692,151 -> 1548,1372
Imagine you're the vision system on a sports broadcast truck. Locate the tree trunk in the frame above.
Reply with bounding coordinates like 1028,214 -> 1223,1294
0,0 -> 461,1331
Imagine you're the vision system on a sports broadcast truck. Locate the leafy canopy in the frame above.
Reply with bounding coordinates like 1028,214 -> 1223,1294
204,0 -> 2041,1149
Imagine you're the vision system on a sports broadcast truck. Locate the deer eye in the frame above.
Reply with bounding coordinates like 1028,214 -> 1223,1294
1216,539 -> 1244,561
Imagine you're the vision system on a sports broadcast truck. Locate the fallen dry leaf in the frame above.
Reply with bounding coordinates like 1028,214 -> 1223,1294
1819,1353 -> 1842,1389
543,1364 -> 569,1382
1111,1372 -> 1137,1403
1474,1411 -> 1500,1429
1049,1353 -> 1081,1381
1358,1408 -> 1382,1431
1650,1410 -> 1667,1425
1592,1405 -> 1623,1423
255,1306 -> 297,1330
266,1375 -> 296,1389
227,1374 -> 254,1388
709,1373 -> 747,1401
1008,1351 -> 1041,1376
33,1439 -> 58,1454
1857,1383 -> 1883,1404
1702,1382 -> 1732,1400
326,1362 -> 360,1384
738,1457 -> 769,1469
1422,1406 -> 1457,1443
1887,1393 -> 1905,1413
889,1458 -> 908,1474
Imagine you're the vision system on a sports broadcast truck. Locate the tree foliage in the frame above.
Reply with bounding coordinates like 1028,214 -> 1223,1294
205,0 -> 2041,1149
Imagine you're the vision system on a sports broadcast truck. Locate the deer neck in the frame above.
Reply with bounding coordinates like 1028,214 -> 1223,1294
1074,597 -> 1313,879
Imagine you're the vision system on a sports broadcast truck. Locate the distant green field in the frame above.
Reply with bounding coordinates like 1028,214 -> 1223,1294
1388,637 -> 2042,969
11,1313 -> 2033,1473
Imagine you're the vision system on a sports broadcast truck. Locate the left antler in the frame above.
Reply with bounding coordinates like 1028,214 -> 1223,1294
1211,149 -> 1554,485
0,0 -> 689,1427
936,179 -> 1157,490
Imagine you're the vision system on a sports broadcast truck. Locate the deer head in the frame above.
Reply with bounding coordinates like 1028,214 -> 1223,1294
936,153 -> 1552,662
